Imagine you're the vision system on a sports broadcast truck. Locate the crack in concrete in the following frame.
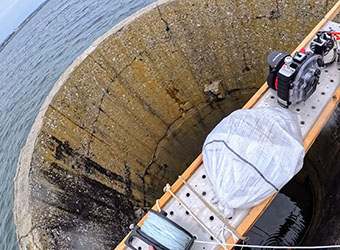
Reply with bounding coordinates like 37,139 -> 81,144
88,56 -> 115,83
115,51 -> 146,76
242,47 -> 251,73
255,0 -> 281,20
31,231 -> 43,250
90,51 -> 171,127
90,52 -> 171,128
156,5 -> 172,41
138,99 -> 209,206
240,40 -> 255,74
86,76 -> 106,157
139,86 -> 259,205
226,86 -> 258,96
88,61 -> 172,151
18,224 -> 37,243
49,105 -> 109,147
89,50 -> 146,84
93,102 -> 157,155
140,111 -> 184,206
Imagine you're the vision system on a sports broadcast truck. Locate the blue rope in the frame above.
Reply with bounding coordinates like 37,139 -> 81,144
141,213 -> 340,249
141,212 -> 192,250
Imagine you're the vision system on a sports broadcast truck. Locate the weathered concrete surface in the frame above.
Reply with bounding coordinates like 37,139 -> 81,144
13,0 -> 340,249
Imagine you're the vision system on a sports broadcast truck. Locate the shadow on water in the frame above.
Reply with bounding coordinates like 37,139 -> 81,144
236,175 -> 315,250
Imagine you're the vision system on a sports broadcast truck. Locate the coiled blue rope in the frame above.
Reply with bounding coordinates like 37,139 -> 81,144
140,212 -> 340,249
141,212 -> 192,250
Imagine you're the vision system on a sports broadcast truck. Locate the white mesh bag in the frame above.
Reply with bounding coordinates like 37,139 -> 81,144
202,107 -> 305,218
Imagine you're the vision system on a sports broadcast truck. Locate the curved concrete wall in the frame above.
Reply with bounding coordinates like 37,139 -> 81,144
14,0 -> 340,249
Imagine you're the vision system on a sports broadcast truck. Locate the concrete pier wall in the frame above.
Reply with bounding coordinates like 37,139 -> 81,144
14,0 -> 340,249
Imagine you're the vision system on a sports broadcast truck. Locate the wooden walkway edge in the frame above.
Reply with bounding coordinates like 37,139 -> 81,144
225,2 -> 340,247
116,1 -> 340,249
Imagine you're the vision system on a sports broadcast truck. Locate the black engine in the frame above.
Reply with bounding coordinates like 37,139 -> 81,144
267,31 -> 337,108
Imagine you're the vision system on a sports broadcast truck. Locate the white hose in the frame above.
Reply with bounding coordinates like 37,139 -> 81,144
194,240 -> 340,249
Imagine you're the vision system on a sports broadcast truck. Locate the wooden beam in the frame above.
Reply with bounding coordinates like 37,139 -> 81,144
242,83 -> 269,109
117,1 -> 340,249
303,88 -> 340,152
226,194 -> 278,250
224,1 -> 340,248
225,86 -> 340,250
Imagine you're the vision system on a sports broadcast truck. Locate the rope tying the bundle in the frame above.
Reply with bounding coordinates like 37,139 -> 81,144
156,199 -> 161,212
137,183 -> 340,250
164,184 -> 228,250
178,175 -> 246,241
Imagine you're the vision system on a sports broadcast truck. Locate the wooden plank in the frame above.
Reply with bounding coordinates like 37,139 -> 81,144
326,0 -> 340,21
242,83 -> 269,110
226,193 -> 278,250
117,2 -> 340,249
303,87 -> 340,152
225,86 -> 340,249
115,233 -> 132,250
148,153 -> 203,213
224,87 -> 340,250
223,2 -> 340,248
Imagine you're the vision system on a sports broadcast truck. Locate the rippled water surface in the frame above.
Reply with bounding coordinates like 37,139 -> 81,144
0,0 -> 155,249
240,177 -> 314,250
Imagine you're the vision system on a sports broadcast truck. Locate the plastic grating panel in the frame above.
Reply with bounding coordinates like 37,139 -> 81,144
129,20 -> 340,250
131,166 -> 250,250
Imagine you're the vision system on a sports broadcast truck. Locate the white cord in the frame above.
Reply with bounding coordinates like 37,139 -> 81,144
178,175 -> 245,241
194,240 -> 340,249
164,184 -> 228,250
161,183 -> 340,249
156,199 -> 161,212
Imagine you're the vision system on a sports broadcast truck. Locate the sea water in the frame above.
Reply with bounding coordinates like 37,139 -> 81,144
0,0 -> 154,249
